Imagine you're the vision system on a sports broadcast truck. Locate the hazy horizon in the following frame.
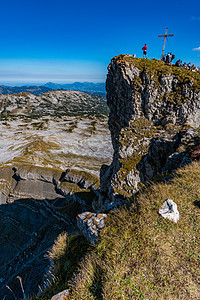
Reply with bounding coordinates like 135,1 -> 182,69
0,80 -> 106,87
0,0 -> 199,84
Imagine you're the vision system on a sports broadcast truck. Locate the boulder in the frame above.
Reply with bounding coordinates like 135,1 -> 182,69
159,199 -> 179,223
77,212 -> 107,244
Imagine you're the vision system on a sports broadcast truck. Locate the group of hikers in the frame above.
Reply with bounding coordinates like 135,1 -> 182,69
174,60 -> 199,72
140,44 -> 199,72
162,53 -> 175,64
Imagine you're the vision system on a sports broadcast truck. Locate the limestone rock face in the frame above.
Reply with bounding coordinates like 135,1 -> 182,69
99,56 -> 200,206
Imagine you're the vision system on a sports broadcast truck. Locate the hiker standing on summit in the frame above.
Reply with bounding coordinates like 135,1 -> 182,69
142,44 -> 147,59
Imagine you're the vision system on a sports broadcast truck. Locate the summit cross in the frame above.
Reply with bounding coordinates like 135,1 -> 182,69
158,28 -> 174,59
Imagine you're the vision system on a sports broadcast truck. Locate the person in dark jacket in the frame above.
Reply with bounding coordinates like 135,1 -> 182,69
142,44 -> 147,59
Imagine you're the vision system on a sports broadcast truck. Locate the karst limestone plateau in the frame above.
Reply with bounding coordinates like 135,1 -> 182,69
0,56 -> 199,299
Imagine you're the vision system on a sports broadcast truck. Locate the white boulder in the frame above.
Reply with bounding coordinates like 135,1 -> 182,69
159,199 -> 179,223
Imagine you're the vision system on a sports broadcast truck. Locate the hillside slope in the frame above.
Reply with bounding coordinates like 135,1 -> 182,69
35,161 -> 200,300
69,161 -> 200,299
0,85 -> 52,96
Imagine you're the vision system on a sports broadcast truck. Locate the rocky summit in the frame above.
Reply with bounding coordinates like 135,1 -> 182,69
99,55 -> 200,207
0,58 -> 200,299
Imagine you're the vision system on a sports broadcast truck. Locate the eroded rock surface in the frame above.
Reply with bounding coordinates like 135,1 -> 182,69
0,90 -> 108,116
0,114 -> 112,175
99,56 -> 200,208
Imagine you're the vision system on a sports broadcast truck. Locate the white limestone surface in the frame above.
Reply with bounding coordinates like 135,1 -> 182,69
0,115 -> 113,175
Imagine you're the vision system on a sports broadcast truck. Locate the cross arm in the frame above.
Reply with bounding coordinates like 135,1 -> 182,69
158,34 -> 174,37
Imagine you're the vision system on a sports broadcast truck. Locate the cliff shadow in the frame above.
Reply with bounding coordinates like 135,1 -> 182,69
0,196 -> 76,300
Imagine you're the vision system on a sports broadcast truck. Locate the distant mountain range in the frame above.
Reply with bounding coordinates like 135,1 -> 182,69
0,85 -> 52,96
0,82 -> 106,97
43,82 -> 106,97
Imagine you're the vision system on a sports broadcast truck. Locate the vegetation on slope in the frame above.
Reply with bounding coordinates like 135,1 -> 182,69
114,55 -> 200,90
69,162 -> 200,299
32,233 -> 91,299
33,161 -> 200,299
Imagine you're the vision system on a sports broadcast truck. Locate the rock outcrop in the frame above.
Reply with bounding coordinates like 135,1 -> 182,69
99,55 -> 200,207
77,212 -> 107,244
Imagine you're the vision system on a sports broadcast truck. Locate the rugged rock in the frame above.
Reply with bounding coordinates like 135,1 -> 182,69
159,199 -> 180,223
99,56 -> 200,207
0,90 -> 108,116
0,165 -> 99,299
77,212 -> 107,244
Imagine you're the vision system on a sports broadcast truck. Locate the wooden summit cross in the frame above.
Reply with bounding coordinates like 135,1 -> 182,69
158,28 -> 174,59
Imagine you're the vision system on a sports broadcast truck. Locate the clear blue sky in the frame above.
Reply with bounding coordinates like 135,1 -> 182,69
0,0 -> 199,85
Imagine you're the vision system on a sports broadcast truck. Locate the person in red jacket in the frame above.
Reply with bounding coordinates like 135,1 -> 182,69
142,44 -> 147,59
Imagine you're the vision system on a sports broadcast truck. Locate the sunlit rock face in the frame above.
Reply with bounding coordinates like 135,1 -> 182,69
99,55 -> 200,207
0,114 -> 112,176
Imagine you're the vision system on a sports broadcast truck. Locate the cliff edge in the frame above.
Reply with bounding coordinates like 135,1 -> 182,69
99,55 -> 200,206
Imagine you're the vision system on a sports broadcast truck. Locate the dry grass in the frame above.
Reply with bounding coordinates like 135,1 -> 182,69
48,232 -> 68,262
69,162 -> 200,299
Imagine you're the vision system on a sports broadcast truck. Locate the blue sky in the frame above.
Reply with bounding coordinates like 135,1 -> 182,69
0,0 -> 199,85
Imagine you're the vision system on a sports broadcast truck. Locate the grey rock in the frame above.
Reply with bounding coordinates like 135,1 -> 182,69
0,90 -> 108,116
77,212 -> 107,244
159,199 -> 179,223
99,56 -> 200,207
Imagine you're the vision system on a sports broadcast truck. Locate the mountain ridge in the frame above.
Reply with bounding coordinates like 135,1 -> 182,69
0,82 -> 106,97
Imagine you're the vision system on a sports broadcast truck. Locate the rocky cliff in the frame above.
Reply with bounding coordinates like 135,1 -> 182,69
99,55 -> 200,207
1,58 -> 200,299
